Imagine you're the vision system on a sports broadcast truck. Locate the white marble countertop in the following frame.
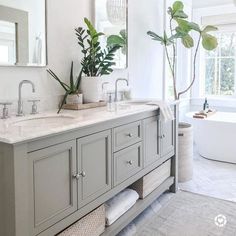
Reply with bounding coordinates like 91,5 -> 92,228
0,102 -> 158,144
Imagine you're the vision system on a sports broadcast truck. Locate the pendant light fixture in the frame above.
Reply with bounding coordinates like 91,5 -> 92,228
106,0 -> 126,25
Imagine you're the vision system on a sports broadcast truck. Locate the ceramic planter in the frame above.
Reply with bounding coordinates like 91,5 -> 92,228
80,76 -> 103,103
66,94 -> 83,105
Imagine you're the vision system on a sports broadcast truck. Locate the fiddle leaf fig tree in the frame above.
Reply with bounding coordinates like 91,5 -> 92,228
107,29 -> 127,55
147,1 -> 218,100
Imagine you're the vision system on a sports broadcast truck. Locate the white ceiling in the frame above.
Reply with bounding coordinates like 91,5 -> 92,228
193,0 -> 234,9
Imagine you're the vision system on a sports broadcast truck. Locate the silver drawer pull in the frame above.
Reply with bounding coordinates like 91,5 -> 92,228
127,160 -> 133,165
127,133 -> 133,137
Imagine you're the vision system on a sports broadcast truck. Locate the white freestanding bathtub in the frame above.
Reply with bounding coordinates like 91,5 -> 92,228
186,112 -> 236,164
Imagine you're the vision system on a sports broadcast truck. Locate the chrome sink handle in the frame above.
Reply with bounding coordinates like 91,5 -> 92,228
28,99 -> 40,115
0,102 -> 12,119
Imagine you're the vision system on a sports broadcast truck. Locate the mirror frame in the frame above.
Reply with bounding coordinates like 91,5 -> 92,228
0,0 -> 48,68
94,0 -> 128,70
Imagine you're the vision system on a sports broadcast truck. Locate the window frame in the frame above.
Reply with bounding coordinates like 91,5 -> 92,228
200,24 -> 236,98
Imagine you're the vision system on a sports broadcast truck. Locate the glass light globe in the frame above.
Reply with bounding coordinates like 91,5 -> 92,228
106,0 -> 127,25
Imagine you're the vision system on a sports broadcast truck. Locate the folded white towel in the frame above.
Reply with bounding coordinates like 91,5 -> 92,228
147,101 -> 175,122
105,189 -> 139,226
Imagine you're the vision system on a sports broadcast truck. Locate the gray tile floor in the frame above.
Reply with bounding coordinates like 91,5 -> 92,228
118,192 -> 175,236
179,149 -> 236,202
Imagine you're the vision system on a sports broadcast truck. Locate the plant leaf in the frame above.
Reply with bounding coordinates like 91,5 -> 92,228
173,1 -> 184,13
58,92 -> 69,114
202,25 -> 218,33
189,22 -> 201,32
181,34 -> 194,48
202,33 -> 218,50
147,31 -> 165,44
120,29 -> 127,40
176,19 -> 192,33
84,18 -> 97,38
175,26 -> 188,37
172,1 -> 188,19
70,61 -> 74,89
173,10 -> 188,19
107,35 -> 125,46
75,67 -> 83,91
47,69 -> 70,92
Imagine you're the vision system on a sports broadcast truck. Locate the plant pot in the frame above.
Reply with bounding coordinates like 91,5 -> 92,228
178,122 -> 193,183
80,76 -> 103,103
66,94 -> 83,105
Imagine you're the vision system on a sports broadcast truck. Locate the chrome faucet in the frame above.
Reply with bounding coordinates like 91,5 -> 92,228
115,78 -> 129,102
17,80 -> 36,116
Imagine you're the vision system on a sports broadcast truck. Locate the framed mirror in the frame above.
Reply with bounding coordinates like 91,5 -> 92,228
0,0 -> 47,67
95,0 -> 128,69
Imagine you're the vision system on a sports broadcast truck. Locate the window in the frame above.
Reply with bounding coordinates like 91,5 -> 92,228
0,45 -> 9,63
202,30 -> 236,96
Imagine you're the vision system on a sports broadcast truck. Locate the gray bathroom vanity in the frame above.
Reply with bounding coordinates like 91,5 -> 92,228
0,103 -> 178,236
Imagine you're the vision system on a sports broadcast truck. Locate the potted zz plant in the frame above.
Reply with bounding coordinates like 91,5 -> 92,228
147,1 -> 218,183
47,61 -> 83,113
75,18 -> 122,103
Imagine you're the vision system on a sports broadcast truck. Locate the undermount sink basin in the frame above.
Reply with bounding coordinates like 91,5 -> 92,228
12,115 -> 75,128
125,100 -> 151,105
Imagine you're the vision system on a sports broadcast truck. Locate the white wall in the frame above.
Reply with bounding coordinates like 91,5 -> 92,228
0,0 -> 166,114
128,0 -> 164,100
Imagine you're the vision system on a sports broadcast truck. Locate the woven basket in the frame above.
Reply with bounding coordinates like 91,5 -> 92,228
130,160 -> 171,199
58,205 -> 105,236
178,122 -> 193,183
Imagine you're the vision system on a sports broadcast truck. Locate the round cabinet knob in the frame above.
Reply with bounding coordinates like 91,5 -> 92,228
81,171 -> 86,177
73,171 -> 86,180
73,174 -> 81,180
127,133 -> 133,138
127,160 -> 133,165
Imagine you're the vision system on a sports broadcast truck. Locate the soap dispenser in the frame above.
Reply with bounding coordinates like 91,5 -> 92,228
203,98 -> 209,112
107,92 -> 115,112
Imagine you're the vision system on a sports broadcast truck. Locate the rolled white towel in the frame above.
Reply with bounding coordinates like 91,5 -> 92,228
105,189 -> 139,226
147,100 -> 175,122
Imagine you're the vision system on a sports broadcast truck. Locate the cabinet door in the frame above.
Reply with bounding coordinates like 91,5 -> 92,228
161,118 -> 175,158
143,116 -> 161,167
77,130 -> 111,208
28,140 -> 77,235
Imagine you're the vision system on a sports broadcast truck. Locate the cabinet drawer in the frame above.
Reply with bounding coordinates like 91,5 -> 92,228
113,121 -> 142,152
114,143 -> 143,186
